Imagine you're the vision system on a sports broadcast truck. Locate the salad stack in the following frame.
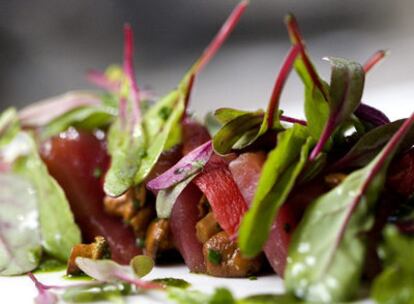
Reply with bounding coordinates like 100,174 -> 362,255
1,1 -> 413,303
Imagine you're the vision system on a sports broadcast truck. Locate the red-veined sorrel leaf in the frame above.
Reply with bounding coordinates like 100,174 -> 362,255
285,113 -> 414,303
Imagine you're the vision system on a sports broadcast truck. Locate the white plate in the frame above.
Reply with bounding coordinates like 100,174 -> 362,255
1,83 -> 412,303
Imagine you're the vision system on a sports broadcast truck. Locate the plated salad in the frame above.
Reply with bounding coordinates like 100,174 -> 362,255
1,1 -> 413,303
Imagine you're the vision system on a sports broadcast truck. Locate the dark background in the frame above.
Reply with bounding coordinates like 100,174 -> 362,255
0,0 -> 413,116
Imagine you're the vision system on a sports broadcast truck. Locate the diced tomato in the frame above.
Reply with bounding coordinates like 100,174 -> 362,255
194,164 -> 248,236
41,128 -> 141,264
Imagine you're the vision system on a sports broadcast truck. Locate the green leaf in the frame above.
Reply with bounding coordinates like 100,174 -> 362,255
238,124 -> 313,257
156,174 -> 197,218
0,108 -> 19,147
371,226 -> 414,304
134,92 -> 185,184
40,105 -> 116,140
0,173 -> 42,275
129,255 -> 154,278
333,119 -> 414,170
309,58 -> 365,159
214,108 -> 251,125
204,112 -> 222,137
212,111 -> 264,155
304,86 -> 329,140
285,116 -> 414,303
11,132 -> 81,261
372,267 -> 414,304
104,120 -> 146,196
327,57 -> 365,125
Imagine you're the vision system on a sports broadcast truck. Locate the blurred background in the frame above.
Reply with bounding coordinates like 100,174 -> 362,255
0,0 -> 413,118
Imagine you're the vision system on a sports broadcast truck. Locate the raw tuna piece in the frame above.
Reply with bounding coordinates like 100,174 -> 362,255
182,118 -> 211,155
41,128 -> 140,264
170,183 -> 206,272
387,148 -> 414,198
229,152 -> 266,205
145,144 -> 183,183
264,181 -> 326,276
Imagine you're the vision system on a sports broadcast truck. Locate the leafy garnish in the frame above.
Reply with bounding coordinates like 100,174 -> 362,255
106,1 -> 248,193
371,225 -> 414,304
0,108 -> 19,147
0,174 -> 42,275
238,124 -> 313,257
75,257 -> 161,290
155,175 -> 197,218
285,113 -> 414,302
0,110 -> 81,267
104,24 -> 146,197
331,119 -> 414,170
147,140 -> 213,191
354,103 -> 390,127
309,57 -> 365,160
10,132 -> 81,261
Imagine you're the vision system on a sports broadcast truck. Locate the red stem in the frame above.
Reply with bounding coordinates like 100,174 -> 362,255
195,0 -> 249,74
267,44 -> 301,127
280,115 -> 307,126
363,50 -> 388,73
123,23 -> 140,124
182,73 -> 196,122
284,14 -> 328,101
182,0 -> 249,119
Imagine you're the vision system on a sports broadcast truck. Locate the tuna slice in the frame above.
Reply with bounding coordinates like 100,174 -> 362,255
170,183 -> 206,273
182,118 -> 211,155
168,121 -> 210,273
229,152 -> 266,205
41,128 -> 141,264
264,181 -> 326,276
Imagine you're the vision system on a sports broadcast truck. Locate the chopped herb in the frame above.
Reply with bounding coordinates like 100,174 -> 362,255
248,276 -> 258,281
92,167 -> 103,178
207,249 -> 222,265
136,237 -> 145,249
132,198 -> 141,210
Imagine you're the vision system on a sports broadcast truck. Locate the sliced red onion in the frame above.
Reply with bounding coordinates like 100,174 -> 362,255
147,140 -> 213,191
